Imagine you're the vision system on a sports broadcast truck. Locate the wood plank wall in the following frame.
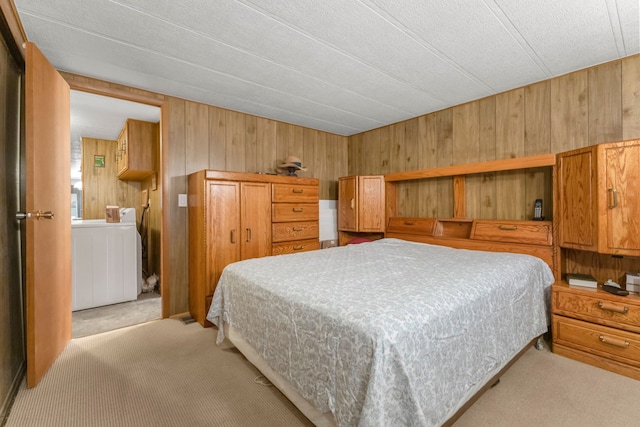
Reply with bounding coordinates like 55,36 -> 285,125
348,54 -> 640,222
81,137 -> 141,220
62,53 -> 640,317
163,97 -> 348,313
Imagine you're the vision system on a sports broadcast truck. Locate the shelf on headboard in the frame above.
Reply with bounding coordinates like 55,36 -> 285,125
384,153 -> 556,182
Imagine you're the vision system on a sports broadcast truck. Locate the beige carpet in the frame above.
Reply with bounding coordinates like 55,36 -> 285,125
6,319 -> 640,426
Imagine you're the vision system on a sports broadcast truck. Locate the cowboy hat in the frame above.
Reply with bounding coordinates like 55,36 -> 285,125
277,155 -> 307,171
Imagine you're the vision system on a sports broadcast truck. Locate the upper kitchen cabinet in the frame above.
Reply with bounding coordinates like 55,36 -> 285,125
116,118 -> 158,181
557,139 -> 640,256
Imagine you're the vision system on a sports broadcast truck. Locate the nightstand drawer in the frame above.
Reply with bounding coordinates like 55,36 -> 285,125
553,316 -> 640,366
272,184 -> 319,203
272,221 -> 319,242
470,220 -> 552,245
554,289 -> 640,332
272,203 -> 319,222
272,239 -> 320,255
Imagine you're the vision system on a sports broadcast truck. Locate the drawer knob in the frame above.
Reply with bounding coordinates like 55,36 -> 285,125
292,227 -> 304,232
599,335 -> 629,348
404,221 -> 415,226
293,208 -> 304,212
498,225 -> 518,231
292,189 -> 303,194
293,245 -> 303,250
598,301 -> 628,314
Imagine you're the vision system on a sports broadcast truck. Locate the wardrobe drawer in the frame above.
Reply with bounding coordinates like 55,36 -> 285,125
272,221 -> 319,242
272,203 -> 319,222
553,289 -> 640,332
272,184 -> 319,203
553,316 -> 640,365
470,220 -> 552,245
272,239 -> 320,255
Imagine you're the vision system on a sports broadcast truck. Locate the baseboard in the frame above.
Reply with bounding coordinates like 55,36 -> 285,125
0,360 -> 25,426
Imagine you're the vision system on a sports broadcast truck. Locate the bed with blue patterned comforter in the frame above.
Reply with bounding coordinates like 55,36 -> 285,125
208,238 -> 554,426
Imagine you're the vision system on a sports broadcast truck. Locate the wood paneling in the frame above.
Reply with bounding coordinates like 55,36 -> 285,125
81,137 -> 141,220
623,55 -> 640,140
349,54 -> 640,223
63,53 -> 640,319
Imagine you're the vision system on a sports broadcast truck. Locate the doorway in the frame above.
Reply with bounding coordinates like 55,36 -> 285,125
69,90 -> 162,338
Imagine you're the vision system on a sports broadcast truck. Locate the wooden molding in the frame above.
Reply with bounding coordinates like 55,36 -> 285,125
59,71 -> 166,106
0,0 -> 27,62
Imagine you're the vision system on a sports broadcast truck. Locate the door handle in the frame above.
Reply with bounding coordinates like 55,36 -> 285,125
16,210 -> 55,221
607,188 -> 618,209
246,228 -> 252,242
230,229 -> 236,243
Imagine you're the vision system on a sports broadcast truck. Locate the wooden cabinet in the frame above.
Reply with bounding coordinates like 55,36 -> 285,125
553,139 -> 640,379
552,282 -> 640,380
188,170 -> 319,326
557,139 -> 640,256
271,183 -> 320,255
338,175 -> 385,245
116,118 -> 157,181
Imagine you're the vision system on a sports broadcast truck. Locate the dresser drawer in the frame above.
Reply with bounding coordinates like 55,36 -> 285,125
470,220 -> 552,245
553,288 -> 640,332
272,239 -> 320,255
553,316 -> 640,366
272,221 -> 319,242
272,203 -> 319,222
272,184 -> 319,203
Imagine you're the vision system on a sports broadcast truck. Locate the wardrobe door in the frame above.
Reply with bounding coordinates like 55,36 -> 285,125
240,182 -> 271,260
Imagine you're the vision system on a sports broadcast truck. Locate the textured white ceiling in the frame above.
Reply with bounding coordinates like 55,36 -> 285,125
14,0 -> 640,137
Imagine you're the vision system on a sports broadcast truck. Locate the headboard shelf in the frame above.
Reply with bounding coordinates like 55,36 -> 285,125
384,153 -> 556,182
383,153 -> 559,279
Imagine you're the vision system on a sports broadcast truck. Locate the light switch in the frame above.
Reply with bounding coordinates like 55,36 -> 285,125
178,193 -> 188,207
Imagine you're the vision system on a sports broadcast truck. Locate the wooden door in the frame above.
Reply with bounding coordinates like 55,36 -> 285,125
25,42 -> 71,387
358,176 -> 385,232
206,181 -> 240,296
601,140 -> 640,255
557,147 -> 598,251
338,176 -> 357,231
240,182 -> 271,260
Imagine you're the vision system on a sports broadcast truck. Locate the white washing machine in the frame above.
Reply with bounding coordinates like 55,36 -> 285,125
71,207 -> 142,311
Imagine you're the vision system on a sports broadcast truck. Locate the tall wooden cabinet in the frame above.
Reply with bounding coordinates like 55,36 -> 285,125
338,175 -> 385,245
188,170 -> 319,326
553,139 -> 640,380
557,139 -> 640,256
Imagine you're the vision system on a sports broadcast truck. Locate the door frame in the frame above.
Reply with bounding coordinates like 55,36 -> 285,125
62,74 -> 169,319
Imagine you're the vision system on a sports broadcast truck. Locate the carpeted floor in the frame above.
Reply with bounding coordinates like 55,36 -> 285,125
6,319 -> 640,426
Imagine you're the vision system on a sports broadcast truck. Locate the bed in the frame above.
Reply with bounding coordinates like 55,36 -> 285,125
207,237 -> 555,426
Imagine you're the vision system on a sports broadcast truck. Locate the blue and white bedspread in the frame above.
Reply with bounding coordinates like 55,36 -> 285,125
208,238 -> 554,426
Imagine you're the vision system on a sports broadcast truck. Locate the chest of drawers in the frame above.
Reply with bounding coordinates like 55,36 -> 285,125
271,183 -> 320,255
552,282 -> 640,380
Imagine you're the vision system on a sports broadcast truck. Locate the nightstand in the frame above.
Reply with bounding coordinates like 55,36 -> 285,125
552,281 -> 640,380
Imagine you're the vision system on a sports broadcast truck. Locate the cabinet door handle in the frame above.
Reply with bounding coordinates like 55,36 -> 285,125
599,335 -> 629,348
498,225 -> 518,230
292,188 -> 303,193
350,198 -> 355,209
230,229 -> 236,243
607,188 -> 618,209
246,228 -> 252,242
293,208 -> 303,212
598,301 -> 628,314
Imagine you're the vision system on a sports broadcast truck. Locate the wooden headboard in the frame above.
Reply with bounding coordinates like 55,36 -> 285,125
383,154 -> 559,279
